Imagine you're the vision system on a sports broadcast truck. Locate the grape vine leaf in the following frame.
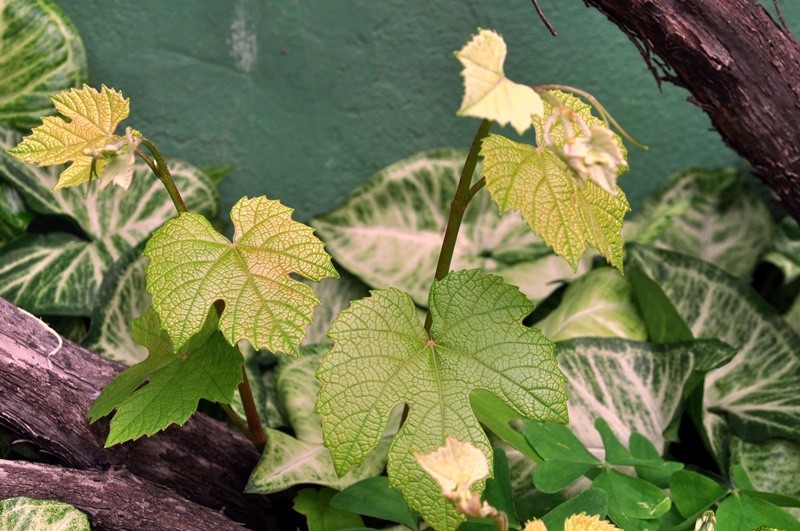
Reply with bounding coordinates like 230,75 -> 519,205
7,84 -> 129,188
316,269 -> 568,530
455,29 -> 544,134
88,306 -> 243,446
144,195 -> 338,354
481,133 -> 629,270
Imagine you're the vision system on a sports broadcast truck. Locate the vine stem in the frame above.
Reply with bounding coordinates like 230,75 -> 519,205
424,119 -> 492,335
136,140 -> 268,452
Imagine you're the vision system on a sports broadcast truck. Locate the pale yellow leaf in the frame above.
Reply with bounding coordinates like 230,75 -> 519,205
456,29 -> 544,134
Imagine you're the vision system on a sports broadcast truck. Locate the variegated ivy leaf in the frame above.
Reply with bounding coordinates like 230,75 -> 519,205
8,85 -> 130,188
455,29 -> 544,134
317,269 -> 567,530
0,0 -> 87,129
628,168 -> 772,278
312,149 -> 587,307
558,338 -> 735,456
730,437 -> 800,519
88,306 -> 243,446
481,134 -> 629,271
247,344 -> 400,493
144,196 -> 338,354
84,243 -> 150,364
0,129 -> 218,315
0,181 -> 31,242
0,497 -> 90,530
628,245 -> 800,466
764,217 -> 800,285
535,268 -> 647,342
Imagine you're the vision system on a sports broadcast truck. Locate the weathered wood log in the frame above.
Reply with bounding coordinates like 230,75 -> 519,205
0,297 -> 278,529
0,460 -> 245,530
581,0 -> 800,222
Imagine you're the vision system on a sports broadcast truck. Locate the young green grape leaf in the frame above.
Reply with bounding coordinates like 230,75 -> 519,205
534,268 -> 647,342
0,497 -> 90,531
144,195 -> 338,354
481,133 -> 629,270
455,29 -> 544,134
0,129 -> 218,316
628,245 -> 800,464
247,346 -> 400,493
316,269 -> 567,530
8,85 -> 129,188
293,488 -> 365,531
312,149 -> 586,307
88,306 -> 243,446
0,0 -> 87,129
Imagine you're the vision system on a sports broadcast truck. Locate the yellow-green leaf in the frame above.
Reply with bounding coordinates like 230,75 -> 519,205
456,29 -> 544,134
481,133 -> 629,270
144,196 -> 338,355
8,84 -> 129,188
317,269 -> 567,530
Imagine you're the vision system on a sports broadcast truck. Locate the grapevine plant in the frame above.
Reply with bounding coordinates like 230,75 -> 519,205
8,29 -> 657,530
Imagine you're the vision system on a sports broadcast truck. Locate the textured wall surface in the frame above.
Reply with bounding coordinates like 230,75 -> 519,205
58,1 -> 799,221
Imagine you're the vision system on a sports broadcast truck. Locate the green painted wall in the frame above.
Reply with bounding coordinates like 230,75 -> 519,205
58,1 -> 800,221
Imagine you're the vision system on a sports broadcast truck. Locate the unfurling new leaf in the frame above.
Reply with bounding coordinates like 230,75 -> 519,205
456,29 -> 544,134
144,195 -> 338,355
7,85 -> 135,189
316,269 -> 567,530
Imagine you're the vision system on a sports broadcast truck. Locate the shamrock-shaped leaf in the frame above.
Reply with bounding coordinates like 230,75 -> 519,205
89,306 -> 244,446
456,29 -> 544,134
8,84 -> 130,189
481,133 -> 628,270
316,269 -> 567,530
144,196 -> 338,354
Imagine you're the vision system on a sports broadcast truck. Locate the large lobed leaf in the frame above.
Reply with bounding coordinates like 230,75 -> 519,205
455,28 -> 543,134
8,84 -> 129,188
628,244 -> 800,463
0,128 -> 218,315
316,269 -> 567,530
0,0 -> 87,129
144,196 -> 338,354
246,344 -> 399,493
627,168 -> 772,278
312,149 -> 586,307
481,133 -> 628,271
88,307 -> 243,446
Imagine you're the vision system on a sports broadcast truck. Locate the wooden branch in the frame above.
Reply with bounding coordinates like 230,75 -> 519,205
0,297 -> 280,530
0,460 -> 244,531
582,0 -> 800,222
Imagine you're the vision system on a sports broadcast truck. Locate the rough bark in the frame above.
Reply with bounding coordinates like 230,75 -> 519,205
581,0 -> 800,222
0,297 -> 279,530
0,460 -> 245,531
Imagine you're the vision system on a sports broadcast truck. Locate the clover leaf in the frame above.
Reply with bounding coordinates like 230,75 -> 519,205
316,269 -> 567,530
144,195 -> 338,354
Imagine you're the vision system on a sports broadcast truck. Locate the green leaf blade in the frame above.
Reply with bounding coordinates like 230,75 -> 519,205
481,134 -> 628,270
317,269 -> 567,530
0,497 -> 90,531
144,196 -> 337,354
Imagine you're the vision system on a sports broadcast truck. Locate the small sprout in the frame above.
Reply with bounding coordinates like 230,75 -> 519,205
542,107 -> 626,194
695,510 -> 716,531
415,437 -> 507,529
